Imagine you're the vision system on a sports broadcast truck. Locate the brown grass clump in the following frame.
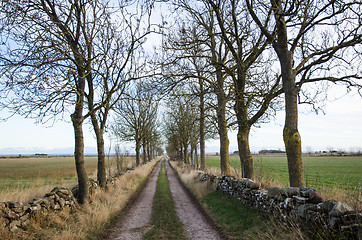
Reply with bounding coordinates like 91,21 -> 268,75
170,161 -> 217,199
0,225 -> 15,240
2,158 -> 160,240
318,185 -> 362,212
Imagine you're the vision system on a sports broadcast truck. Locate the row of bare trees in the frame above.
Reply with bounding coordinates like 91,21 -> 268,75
160,0 -> 361,187
163,85 -> 217,169
0,0 -> 360,206
0,0 -> 155,203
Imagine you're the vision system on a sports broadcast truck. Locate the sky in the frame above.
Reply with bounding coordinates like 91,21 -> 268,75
0,85 -> 361,155
0,2 -> 361,156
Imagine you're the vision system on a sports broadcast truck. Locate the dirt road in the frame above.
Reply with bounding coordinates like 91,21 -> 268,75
104,157 -> 223,240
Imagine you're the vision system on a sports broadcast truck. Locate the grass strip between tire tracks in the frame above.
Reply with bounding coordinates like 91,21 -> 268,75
143,160 -> 187,240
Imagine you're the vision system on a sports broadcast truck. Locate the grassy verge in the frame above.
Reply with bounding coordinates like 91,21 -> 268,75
0,158 -> 159,240
143,160 -> 187,240
171,161 -> 306,240
203,191 -> 305,239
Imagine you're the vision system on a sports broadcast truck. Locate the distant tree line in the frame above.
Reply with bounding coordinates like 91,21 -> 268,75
258,150 -> 286,154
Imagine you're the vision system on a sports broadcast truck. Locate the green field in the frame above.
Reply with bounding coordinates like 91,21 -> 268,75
0,156 -> 99,191
206,155 -> 362,191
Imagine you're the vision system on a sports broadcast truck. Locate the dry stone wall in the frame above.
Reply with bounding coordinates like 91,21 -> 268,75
200,174 -> 361,238
0,164 -> 138,233
0,179 -> 103,232
0,187 -> 78,232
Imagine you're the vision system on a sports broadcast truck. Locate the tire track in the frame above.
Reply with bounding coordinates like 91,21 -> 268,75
165,158 -> 223,240
106,160 -> 162,240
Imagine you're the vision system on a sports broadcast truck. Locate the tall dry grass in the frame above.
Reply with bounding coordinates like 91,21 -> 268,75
1,158 -> 160,240
170,162 -> 216,199
0,179 -> 77,203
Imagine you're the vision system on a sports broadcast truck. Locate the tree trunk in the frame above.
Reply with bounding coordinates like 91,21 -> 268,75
147,142 -> 151,162
96,131 -> 106,187
190,146 -> 194,167
208,20 -> 230,175
180,147 -> 184,162
86,64 -> 107,188
195,145 -> 199,169
91,118 -> 107,188
71,93 -> 89,204
273,0 -> 304,187
218,119 -> 230,176
142,139 -> 147,164
135,141 -> 141,166
234,69 -> 253,179
183,144 -> 189,164
237,126 -> 253,179
199,78 -> 206,170
282,68 -> 304,187
216,72 -> 230,175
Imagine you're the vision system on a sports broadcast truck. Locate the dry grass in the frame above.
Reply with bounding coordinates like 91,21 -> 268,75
170,161 -> 216,199
0,181 -> 77,203
318,185 -> 362,211
2,158 -> 160,240
253,217 -> 306,240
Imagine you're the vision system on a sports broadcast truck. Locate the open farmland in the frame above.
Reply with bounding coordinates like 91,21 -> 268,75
0,156 -> 98,191
206,155 -> 362,195
0,155 -> 135,192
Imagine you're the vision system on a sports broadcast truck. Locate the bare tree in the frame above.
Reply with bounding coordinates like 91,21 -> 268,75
85,0 -> 152,188
247,0 -> 362,186
160,23 -> 216,170
114,144 -> 129,175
